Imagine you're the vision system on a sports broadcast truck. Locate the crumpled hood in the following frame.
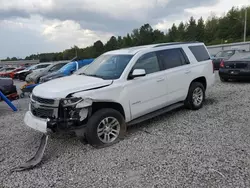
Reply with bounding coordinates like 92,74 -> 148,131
33,74 -> 113,99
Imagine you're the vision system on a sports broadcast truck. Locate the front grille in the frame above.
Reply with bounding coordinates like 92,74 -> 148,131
32,94 -> 55,105
31,102 -> 54,118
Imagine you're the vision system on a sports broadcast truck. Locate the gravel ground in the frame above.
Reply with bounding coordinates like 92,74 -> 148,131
1,74 -> 250,188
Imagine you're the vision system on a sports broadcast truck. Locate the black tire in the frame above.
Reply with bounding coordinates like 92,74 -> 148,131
220,77 -> 228,82
85,108 -> 126,148
184,82 -> 205,110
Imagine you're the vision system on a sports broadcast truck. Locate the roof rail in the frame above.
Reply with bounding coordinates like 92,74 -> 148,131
153,41 -> 200,48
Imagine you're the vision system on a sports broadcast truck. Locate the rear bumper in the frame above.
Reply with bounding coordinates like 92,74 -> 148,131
219,69 -> 250,80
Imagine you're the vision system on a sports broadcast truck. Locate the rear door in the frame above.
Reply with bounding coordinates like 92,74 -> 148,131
156,48 -> 191,104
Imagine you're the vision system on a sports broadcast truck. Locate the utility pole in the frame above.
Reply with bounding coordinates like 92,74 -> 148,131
244,8 -> 247,42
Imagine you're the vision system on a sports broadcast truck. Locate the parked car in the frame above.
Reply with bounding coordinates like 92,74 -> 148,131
0,78 -> 17,97
211,49 -> 248,70
15,63 -> 52,81
24,42 -> 215,148
0,67 -> 25,79
39,59 -> 94,83
219,56 -> 250,81
25,61 -> 68,83
0,67 -> 16,73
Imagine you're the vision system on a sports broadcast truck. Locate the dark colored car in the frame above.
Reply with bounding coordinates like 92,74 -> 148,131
212,49 -> 246,70
219,57 -> 250,82
25,61 -> 68,84
0,78 -> 17,96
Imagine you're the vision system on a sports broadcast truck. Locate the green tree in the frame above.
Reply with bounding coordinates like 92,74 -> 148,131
168,24 -> 178,42
186,16 -> 197,41
196,17 -> 205,42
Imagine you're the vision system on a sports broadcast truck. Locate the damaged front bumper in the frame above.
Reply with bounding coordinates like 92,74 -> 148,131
24,111 -> 49,133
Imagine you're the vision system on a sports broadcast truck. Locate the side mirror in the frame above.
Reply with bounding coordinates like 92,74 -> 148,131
129,69 -> 146,79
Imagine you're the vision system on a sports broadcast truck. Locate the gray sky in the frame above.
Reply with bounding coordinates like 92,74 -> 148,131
0,0 -> 249,58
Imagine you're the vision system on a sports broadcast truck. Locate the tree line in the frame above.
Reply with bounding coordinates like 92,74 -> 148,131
3,6 -> 250,62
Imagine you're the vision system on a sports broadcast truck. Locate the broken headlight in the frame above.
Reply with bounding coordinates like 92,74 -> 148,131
61,97 -> 92,108
61,97 -> 83,107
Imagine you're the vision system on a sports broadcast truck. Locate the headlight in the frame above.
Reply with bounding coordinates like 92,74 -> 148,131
61,97 -> 83,107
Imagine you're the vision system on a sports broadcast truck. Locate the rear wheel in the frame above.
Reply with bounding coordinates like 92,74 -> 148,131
85,108 -> 126,148
185,82 -> 205,110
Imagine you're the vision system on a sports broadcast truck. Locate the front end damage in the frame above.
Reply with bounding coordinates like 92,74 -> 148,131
13,95 -> 93,172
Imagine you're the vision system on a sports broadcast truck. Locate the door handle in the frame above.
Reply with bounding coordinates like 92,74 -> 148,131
156,78 -> 165,82
185,70 -> 191,74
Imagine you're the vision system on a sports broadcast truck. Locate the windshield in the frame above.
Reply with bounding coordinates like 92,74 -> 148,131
215,50 -> 234,58
59,61 -> 76,73
78,54 -> 133,80
27,64 -> 37,70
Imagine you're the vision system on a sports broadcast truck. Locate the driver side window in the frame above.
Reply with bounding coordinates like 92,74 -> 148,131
133,52 -> 160,74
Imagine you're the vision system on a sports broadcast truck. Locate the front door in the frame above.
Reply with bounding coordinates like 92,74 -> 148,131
125,52 -> 168,120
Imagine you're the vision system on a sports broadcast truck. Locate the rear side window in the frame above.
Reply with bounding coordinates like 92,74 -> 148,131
156,48 -> 188,70
189,45 -> 210,62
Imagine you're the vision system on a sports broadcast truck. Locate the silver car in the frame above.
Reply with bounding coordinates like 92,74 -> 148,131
25,61 -> 68,83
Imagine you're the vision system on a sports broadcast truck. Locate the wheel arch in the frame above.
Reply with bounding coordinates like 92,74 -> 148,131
190,76 -> 207,90
91,101 -> 126,119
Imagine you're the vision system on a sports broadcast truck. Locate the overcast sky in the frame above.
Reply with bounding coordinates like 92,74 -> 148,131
0,0 -> 250,58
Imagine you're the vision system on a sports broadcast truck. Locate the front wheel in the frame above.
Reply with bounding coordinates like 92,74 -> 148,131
184,82 -> 205,110
85,108 -> 126,148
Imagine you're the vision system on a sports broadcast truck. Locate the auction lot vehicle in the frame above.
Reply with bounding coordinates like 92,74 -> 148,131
39,59 -> 94,83
212,49 -> 250,70
0,67 -> 25,79
219,57 -> 250,81
0,78 -> 17,97
15,63 -> 52,81
24,42 -> 215,149
25,61 -> 68,84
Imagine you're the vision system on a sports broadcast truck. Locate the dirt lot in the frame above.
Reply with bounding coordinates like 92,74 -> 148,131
1,73 -> 250,188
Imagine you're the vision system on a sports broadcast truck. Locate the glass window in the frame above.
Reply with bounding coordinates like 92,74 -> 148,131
156,48 -> 186,69
49,63 -> 67,72
77,54 -> 133,80
133,52 -> 160,74
36,64 -> 50,69
215,50 -> 235,58
189,45 -> 210,62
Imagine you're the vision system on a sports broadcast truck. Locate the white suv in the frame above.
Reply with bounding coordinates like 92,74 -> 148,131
24,42 -> 215,147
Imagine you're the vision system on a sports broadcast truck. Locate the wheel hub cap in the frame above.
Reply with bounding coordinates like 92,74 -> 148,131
192,87 -> 203,106
97,117 -> 120,144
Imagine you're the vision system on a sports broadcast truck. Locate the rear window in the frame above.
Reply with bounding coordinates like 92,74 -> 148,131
188,45 -> 210,62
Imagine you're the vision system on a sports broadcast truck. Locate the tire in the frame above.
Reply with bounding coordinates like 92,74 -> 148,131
220,77 -> 228,82
184,82 -> 205,110
85,108 -> 126,148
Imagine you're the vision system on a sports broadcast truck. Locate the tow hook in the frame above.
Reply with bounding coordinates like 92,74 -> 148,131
11,134 -> 49,172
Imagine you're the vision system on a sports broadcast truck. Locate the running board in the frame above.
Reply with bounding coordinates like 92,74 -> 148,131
11,134 -> 48,172
127,102 -> 184,126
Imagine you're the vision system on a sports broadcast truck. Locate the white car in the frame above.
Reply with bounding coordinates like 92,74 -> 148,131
24,42 -> 215,147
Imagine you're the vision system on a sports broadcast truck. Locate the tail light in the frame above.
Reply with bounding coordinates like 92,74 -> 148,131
220,60 -> 225,68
